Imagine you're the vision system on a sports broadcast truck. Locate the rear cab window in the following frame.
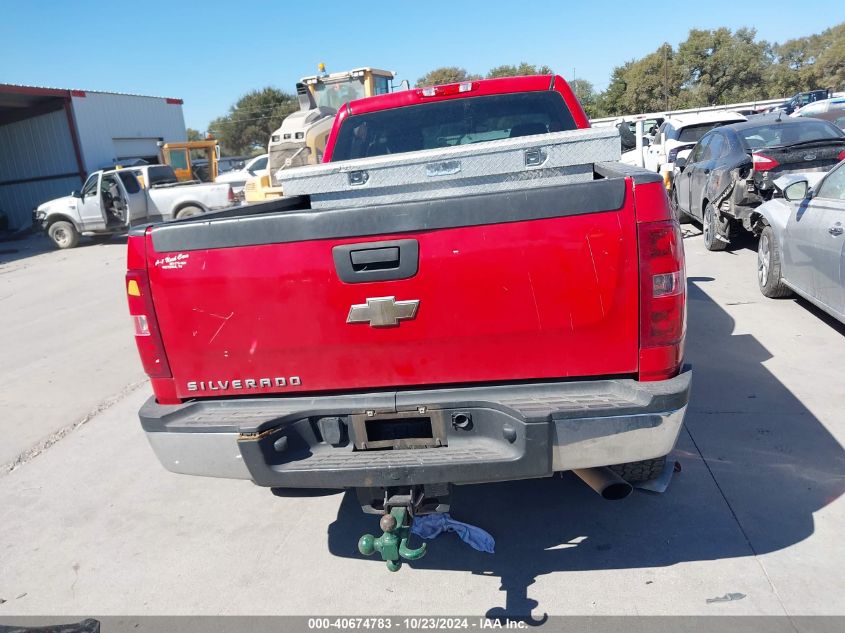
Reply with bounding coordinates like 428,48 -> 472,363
146,166 -> 179,187
117,171 -> 141,194
330,91 -> 577,161
677,122 -> 731,144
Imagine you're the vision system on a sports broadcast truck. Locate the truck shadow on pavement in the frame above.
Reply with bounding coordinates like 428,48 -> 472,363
0,234 -> 127,266
327,276 -> 845,620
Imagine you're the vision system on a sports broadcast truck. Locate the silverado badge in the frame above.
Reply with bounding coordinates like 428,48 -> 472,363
347,296 -> 420,327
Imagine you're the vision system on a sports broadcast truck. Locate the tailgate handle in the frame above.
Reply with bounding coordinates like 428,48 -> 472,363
351,247 -> 400,270
333,239 -> 419,283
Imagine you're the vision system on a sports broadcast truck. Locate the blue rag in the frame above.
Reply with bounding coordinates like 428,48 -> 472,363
411,512 -> 495,553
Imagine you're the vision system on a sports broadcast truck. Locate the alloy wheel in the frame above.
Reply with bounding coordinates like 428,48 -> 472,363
758,233 -> 770,286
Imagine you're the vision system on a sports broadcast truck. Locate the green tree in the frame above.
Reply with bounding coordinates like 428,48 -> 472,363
207,87 -> 298,155
612,44 -> 683,113
486,63 -> 553,78
594,62 -> 632,117
816,24 -> 845,88
675,27 -> 772,106
186,128 -> 203,142
415,67 -> 482,87
568,78 -> 598,118
769,23 -> 845,96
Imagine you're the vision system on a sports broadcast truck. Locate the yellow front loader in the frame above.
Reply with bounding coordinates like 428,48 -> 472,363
245,65 -> 396,203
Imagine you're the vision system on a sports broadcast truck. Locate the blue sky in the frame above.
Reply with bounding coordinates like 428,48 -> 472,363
1,1 -> 841,130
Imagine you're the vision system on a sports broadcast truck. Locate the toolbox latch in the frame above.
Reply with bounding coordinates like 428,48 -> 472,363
524,148 -> 547,167
348,170 -> 369,186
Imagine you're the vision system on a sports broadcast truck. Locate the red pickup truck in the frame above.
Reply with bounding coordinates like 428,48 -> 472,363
127,75 -> 690,520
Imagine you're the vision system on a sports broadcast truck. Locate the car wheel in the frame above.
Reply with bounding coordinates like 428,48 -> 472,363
703,203 -> 728,251
47,220 -> 80,249
758,225 -> 793,298
609,456 -> 667,483
670,186 -> 691,224
175,206 -> 203,220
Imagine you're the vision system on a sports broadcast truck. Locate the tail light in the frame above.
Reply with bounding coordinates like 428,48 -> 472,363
637,220 -> 686,381
752,153 -> 780,171
126,269 -> 171,378
838,149 -> 845,161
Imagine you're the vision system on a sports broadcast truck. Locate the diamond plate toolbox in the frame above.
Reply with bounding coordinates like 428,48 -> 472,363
278,127 -> 621,209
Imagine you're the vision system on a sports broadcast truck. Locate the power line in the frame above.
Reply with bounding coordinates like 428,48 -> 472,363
218,100 -> 299,114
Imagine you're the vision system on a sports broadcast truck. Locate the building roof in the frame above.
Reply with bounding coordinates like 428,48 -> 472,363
0,84 -> 183,126
0,83 -> 183,102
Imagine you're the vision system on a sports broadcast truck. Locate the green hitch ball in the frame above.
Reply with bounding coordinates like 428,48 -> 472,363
358,534 -> 376,556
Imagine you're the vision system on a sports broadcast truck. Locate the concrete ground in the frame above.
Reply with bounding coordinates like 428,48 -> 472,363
0,228 -> 843,617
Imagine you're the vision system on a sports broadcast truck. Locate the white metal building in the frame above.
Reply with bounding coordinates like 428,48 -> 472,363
0,84 -> 187,230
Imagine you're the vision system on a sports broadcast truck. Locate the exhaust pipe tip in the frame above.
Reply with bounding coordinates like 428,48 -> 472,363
572,467 -> 633,501
600,480 -> 634,501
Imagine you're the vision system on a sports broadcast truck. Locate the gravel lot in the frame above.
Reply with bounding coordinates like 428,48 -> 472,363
0,228 -> 843,617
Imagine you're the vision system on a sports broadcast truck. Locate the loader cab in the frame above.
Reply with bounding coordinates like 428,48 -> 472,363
159,140 -> 220,182
249,66 -> 399,203
304,67 -> 394,111
269,67 -> 396,173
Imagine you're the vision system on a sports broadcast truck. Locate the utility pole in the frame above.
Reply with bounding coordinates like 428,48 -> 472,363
663,46 -> 669,111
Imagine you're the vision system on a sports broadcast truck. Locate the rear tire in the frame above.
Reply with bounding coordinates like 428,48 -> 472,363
610,456 -> 667,483
175,205 -> 203,220
758,225 -> 793,298
47,220 -> 80,249
670,186 -> 692,224
703,203 -> 728,251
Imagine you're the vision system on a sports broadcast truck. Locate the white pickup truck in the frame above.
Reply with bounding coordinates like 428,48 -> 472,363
34,165 -> 235,249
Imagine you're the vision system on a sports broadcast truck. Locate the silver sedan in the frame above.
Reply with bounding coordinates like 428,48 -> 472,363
755,162 -> 845,324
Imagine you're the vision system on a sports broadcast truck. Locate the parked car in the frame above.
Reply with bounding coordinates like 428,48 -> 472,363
754,164 -> 845,324
767,89 -> 832,115
645,111 -> 747,178
214,154 -> 269,195
672,117 -> 845,250
791,96 -> 845,130
187,157 -> 248,182
34,166 -> 236,249
218,156 -> 249,173
127,75 -> 690,543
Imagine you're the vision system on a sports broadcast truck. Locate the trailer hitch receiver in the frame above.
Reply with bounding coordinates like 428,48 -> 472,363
358,506 -> 426,571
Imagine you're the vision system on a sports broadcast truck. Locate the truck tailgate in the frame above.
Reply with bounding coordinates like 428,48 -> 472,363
145,180 -> 640,399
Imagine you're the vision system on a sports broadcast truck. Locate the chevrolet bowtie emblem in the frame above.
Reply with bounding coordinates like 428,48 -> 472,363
347,296 -> 420,327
